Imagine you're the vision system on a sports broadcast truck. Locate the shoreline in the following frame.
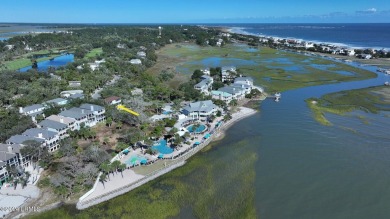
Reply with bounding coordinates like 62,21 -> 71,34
76,106 -> 258,210
219,25 -> 390,51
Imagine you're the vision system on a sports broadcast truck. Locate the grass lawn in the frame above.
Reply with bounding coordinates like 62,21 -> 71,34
85,48 -> 103,58
2,47 -> 70,70
148,43 -> 376,92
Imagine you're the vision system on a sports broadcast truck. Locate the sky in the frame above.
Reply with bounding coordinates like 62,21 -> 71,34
0,0 -> 390,23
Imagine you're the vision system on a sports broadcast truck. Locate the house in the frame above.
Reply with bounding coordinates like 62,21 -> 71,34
39,118 -> 70,138
0,144 -> 30,169
46,115 -> 76,131
360,54 -> 372,59
216,38 -> 223,47
89,59 -> 106,71
19,104 -> 45,116
211,90 -> 233,103
4,45 -> 14,50
218,86 -> 246,101
137,51 -> 146,58
45,98 -> 68,106
104,96 -> 122,105
221,66 -> 237,82
201,68 -> 210,75
234,77 -> 254,87
130,59 -> 142,65
24,45 -> 33,51
182,100 -> 218,121
346,49 -> 355,56
304,42 -> 314,49
6,135 -> 45,148
79,104 -> 106,125
194,75 -> 213,94
19,104 -> 45,121
230,83 -> 252,95
59,109 -> 89,129
68,81 -> 81,87
69,93 -> 84,99
60,90 -> 83,98
117,43 -> 126,49
0,145 -> 20,183
22,128 -> 60,152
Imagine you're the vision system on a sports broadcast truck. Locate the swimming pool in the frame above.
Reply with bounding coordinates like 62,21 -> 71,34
152,139 -> 174,154
186,124 -> 206,133
125,155 -> 148,166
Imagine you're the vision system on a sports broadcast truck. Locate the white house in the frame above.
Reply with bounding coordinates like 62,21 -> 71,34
130,59 -> 142,65
182,100 -> 218,121
22,128 -> 60,152
221,66 -> 237,82
234,77 -> 254,87
194,75 -> 213,94
45,98 -> 68,106
79,104 -> 106,126
46,115 -> 76,130
137,51 -> 146,58
346,49 -> 355,56
201,68 -> 210,75
304,42 -> 314,49
211,90 -> 233,103
19,104 -> 45,121
217,86 -> 246,101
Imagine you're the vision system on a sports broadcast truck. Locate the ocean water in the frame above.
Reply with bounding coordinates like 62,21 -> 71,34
222,23 -> 390,49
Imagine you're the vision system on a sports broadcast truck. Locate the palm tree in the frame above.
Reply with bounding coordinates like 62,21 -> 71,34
118,164 -> 127,178
111,160 -> 121,175
99,161 -> 111,180
99,173 -> 107,188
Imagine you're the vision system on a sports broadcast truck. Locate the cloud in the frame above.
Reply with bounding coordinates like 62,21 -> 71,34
356,8 -> 377,14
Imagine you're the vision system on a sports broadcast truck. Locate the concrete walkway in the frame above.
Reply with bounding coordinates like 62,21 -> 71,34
82,168 -> 144,202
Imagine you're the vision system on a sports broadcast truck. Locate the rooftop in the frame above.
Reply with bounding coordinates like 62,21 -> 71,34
234,76 -> 254,82
45,98 -> 68,105
0,151 -> 17,162
22,104 -> 44,112
183,100 -> 217,113
46,115 -> 76,125
0,143 -> 23,154
39,119 -> 68,130
22,128 -> 57,139
7,135 -> 45,145
79,104 -> 105,112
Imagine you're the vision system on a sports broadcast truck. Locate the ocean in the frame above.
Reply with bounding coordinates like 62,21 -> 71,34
219,23 -> 390,50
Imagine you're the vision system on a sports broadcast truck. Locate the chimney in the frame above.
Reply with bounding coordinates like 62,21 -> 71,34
38,133 -> 43,138
90,105 -> 94,111
19,107 -> 24,113
81,109 -> 85,114
8,145 -> 13,153
60,118 -> 64,123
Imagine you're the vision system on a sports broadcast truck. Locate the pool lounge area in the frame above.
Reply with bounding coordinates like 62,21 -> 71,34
125,155 -> 148,166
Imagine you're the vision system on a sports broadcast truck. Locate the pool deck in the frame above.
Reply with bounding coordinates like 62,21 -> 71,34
78,107 -> 257,209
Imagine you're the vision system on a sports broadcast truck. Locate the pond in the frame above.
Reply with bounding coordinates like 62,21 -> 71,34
19,54 -> 74,72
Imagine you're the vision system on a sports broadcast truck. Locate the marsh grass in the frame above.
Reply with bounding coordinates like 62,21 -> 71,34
28,139 -> 258,219
307,86 -> 390,126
